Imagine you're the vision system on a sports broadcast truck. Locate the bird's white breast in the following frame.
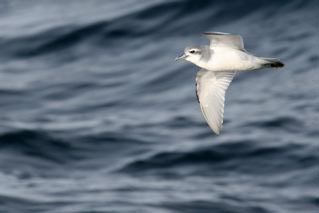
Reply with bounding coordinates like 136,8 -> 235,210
204,47 -> 261,71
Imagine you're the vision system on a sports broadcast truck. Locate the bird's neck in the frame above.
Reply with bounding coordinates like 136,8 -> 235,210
192,58 -> 209,70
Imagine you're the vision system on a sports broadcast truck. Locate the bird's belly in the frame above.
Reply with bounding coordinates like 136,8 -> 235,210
205,49 -> 261,71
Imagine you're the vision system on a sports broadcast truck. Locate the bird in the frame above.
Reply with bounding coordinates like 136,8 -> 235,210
175,32 -> 284,135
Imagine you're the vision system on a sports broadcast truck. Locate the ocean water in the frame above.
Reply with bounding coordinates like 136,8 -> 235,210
0,0 -> 318,212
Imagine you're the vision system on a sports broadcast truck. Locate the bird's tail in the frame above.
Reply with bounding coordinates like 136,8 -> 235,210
260,58 -> 284,68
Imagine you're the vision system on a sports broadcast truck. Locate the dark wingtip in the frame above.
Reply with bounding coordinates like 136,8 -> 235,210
271,61 -> 284,68
263,58 -> 285,68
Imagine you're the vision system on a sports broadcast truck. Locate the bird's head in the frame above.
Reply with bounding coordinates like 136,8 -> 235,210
175,46 -> 202,64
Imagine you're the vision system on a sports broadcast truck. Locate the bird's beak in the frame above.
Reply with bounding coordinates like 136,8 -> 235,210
175,54 -> 187,61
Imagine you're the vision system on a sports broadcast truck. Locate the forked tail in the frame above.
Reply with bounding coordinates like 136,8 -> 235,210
261,58 -> 284,68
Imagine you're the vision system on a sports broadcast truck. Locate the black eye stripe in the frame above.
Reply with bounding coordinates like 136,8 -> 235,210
190,50 -> 196,53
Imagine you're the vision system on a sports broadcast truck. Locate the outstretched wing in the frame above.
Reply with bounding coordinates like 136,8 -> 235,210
203,32 -> 244,50
196,69 -> 236,135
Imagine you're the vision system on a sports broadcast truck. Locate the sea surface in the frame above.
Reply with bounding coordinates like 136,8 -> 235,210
0,0 -> 318,212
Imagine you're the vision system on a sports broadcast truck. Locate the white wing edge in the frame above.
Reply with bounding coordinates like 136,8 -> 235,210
196,70 -> 236,135
203,32 -> 244,50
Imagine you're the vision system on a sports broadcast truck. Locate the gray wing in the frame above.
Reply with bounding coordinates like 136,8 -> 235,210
203,32 -> 244,50
196,69 -> 236,135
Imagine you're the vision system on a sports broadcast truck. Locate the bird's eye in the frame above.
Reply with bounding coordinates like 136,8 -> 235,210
190,50 -> 196,54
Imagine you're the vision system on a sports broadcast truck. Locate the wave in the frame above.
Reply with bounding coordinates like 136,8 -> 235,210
118,141 -> 317,174
0,130 -> 77,164
1,0 -> 317,59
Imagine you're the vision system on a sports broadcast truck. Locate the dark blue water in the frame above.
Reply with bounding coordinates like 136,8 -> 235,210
0,0 -> 318,212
